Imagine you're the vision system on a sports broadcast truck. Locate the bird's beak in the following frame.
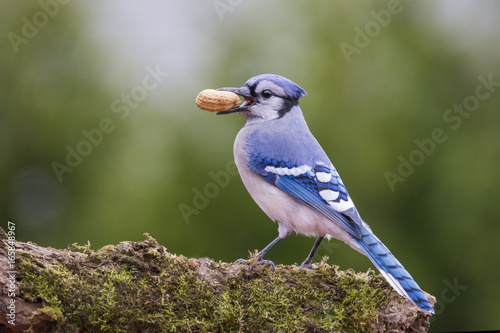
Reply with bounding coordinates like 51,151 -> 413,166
216,86 -> 254,115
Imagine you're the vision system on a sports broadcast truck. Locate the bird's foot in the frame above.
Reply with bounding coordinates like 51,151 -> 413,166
299,262 -> 313,269
299,260 -> 316,269
235,258 -> 276,271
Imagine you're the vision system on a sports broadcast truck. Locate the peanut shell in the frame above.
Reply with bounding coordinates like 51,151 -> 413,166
196,89 -> 241,112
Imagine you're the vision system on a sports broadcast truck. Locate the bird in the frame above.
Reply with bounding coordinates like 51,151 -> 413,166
215,73 -> 434,314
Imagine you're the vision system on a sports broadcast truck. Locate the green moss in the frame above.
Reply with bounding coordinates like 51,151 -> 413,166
19,255 -> 70,318
17,235 -> 408,332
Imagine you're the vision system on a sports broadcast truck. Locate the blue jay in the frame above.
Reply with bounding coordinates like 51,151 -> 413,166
216,74 -> 434,314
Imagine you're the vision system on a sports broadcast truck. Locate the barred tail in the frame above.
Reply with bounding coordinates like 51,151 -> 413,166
355,227 -> 434,314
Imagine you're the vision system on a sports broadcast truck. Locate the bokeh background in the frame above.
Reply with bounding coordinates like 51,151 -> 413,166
1,1 -> 499,331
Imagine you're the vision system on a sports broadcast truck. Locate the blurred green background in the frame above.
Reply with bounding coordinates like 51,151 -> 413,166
1,1 -> 499,331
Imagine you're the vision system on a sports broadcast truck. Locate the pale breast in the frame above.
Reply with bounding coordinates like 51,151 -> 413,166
232,125 -> 363,254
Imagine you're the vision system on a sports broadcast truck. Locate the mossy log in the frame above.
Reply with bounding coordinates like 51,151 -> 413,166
0,228 -> 434,332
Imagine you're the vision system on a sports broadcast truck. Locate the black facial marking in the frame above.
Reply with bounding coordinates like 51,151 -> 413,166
278,97 -> 298,118
248,83 -> 258,98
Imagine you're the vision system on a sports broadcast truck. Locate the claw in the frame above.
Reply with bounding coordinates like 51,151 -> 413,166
234,258 -> 276,271
257,259 -> 276,271
300,259 -> 316,269
300,262 -> 313,269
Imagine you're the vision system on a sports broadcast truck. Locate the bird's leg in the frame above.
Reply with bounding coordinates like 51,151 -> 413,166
235,235 -> 283,270
300,235 -> 325,269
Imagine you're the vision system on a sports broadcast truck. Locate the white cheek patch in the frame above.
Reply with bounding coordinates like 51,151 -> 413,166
259,98 -> 285,120
252,105 -> 280,122
265,165 -> 312,176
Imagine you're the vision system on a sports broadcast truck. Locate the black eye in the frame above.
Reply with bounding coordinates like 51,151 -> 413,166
261,89 -> 273,99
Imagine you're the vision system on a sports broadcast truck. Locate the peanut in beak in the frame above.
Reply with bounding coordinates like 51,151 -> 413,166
195,89 -> 241,112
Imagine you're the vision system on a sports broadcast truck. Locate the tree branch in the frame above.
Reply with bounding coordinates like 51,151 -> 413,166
0,228 -> 434,332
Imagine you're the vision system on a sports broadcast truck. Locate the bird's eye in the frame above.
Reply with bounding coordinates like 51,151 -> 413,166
261,89 -> 273,99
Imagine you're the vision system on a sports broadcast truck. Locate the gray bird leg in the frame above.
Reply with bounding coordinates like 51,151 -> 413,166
300,235 -> 325,268
235,235 -> 284,270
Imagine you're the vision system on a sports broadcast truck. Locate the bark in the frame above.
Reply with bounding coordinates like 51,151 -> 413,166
0,228 -> 434,332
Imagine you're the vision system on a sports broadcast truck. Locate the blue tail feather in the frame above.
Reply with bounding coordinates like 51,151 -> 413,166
355,227 -> 434,314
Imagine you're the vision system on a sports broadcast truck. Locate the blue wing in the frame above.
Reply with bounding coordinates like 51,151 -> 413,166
248,152 -> 363,238
248,152 -> 435,313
